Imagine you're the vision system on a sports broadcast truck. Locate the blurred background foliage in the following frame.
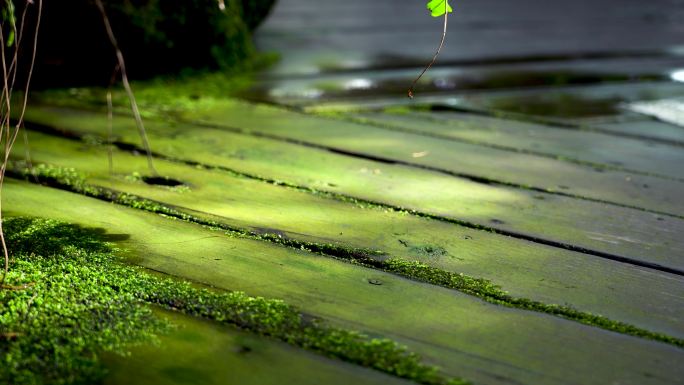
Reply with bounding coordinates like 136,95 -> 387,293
20,0 -> 276,87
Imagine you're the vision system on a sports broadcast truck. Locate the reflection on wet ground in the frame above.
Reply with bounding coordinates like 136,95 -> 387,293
251,0 -> 684,122
244,69 -> 662,101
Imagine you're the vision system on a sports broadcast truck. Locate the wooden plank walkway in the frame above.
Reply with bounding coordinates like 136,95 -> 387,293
6,181 -> 684,385
23,105 -> 684,273
13,131 -> 684,339
5,1 -> 684,384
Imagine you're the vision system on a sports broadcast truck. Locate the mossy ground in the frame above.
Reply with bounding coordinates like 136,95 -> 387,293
0,218 -> 168,385
0,217 -> 466,385
34,67 -> 274,121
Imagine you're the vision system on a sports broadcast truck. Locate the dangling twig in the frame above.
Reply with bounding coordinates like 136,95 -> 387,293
106,64 -> 120,176
408,0 -> 450,98
5,0 -> 30,102
94,0 -> 157,175
0,0 -> 42,288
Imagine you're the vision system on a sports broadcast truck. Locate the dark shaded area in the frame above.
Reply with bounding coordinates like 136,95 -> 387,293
241,0 -> 278,30
3,217 -> 115,256
485,94 -> 623,117
14,0 -> 275,88
142,176 -> 185,187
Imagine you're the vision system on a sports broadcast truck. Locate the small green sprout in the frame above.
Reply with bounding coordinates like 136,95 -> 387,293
409,0 -> 454,98
427,0 -> 452,17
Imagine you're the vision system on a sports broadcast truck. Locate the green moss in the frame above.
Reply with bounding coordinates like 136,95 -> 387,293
10,163 -> 684,350
35,70 -> 264,121
0,218 -> 169,385
382,106 -> 432,115
1,217 -> 466,385
398,239 -> 448,258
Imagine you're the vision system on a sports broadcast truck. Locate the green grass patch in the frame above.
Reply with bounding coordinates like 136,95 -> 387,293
0,216 -> 466,385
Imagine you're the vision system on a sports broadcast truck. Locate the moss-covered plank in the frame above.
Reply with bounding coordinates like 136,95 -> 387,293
185,100 -> 684,216
13,131 -> 684,340
104,310 -> 411,385
353,110 -> 684,179
21,105 -> 684,273
4,180 -> 684,385
25,100 -> 684,218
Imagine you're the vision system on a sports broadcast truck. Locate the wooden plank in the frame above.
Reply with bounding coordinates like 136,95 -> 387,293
104,310 -> 410,385
5,180 -> 684,385
21,105 -> 684,273
592,120 -> 684,145
188,100 -> 684,217
15,130 -> 684,339
354,110 -> 684,179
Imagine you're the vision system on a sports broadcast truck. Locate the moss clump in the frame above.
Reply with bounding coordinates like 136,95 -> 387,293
0,217 -> 466,385
0,218 -> 169,385
398,239 -> 448,258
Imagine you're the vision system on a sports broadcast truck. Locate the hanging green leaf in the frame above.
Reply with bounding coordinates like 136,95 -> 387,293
2,0 -> 16,47
426,0 -> 452,17
409,0 -> 453,97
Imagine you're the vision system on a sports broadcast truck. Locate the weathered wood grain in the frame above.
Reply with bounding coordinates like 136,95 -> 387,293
355,110 -> 684,179
190,99 -> 684,216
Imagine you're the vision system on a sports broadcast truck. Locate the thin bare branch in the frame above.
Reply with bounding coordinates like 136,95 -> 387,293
7,2 -> 30,97
14,0 -> 42,128
94,0 -> 157,175
0,0 -> 42,287
106,63 -> 120,176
